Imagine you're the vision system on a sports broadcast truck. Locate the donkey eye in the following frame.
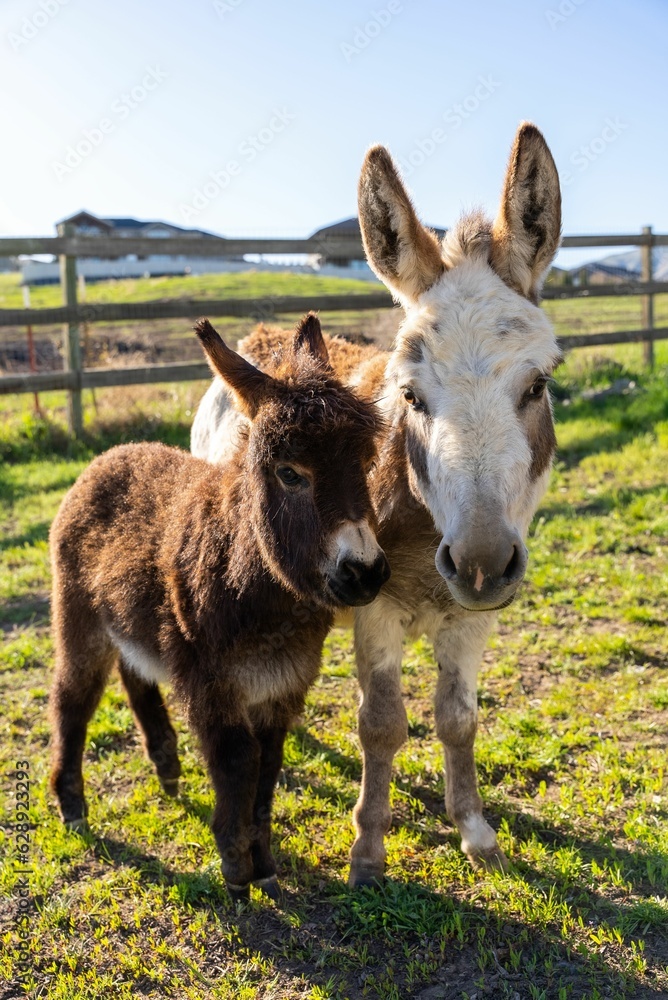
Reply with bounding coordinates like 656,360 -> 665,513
403,388 -> 420,407
520,376 -> 549,408
529,377 -> 549,398
276,465 -> 307,488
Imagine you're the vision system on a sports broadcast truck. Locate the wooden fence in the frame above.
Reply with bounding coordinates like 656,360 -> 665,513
0,228 -> 665,436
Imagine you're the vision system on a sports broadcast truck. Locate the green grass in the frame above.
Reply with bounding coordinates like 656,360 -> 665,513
2,267 -> 667,323
0,270 -> 380,309
0,331 -> 667,999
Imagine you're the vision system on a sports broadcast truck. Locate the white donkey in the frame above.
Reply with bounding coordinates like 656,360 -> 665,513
191,122 -> 562,886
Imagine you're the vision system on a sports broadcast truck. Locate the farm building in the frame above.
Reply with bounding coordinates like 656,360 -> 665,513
18,211 -> 384,285
20,212 -> 247,284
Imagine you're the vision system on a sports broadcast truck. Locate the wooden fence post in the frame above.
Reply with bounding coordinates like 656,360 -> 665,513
58,224 -> 83,436
641,225 -> 654,368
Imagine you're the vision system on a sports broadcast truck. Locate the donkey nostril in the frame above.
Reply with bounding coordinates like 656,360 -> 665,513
374,553 -> 391,584
503,545 -> 520,582
339,559 -> 362,584
440,545 -> 458,579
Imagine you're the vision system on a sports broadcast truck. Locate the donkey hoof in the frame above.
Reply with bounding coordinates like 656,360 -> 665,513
254,875 -> 281,902
160,778 -> 180,797
468,846 -> 509,874
226,882 -> 251,905
64,816 -> 90,834
348,861 -> 385,889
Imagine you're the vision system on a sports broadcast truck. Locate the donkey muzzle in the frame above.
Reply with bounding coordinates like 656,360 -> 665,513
327,552 -> 391,607
435,530 -> 528,612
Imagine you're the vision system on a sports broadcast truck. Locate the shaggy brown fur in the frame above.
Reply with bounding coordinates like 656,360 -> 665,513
241,321 -> 379,384
49,314 -> 389,901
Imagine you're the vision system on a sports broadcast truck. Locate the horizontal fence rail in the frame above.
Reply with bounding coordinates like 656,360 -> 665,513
0,235 -> 368,259
0,227 -> 664,435
559,326 -> 668,348
3,329 -> 667,398
0,362 -> 211,394
0,292 -> 395,328
1,232 -> 668,259
2,284 -> 668,329
542,281 -> 668,300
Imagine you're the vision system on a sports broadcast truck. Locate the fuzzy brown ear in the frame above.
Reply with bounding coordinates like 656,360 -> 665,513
195,318 -> 272,418
358,145 -> 444,304
293,312 -> 330,366
491,122 -> 562,303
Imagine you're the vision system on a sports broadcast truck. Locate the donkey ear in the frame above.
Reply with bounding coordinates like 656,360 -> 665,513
293,312 -> 330,366
195,318 -> 272,418
491,122 -> 562,303
358,145 -> 444,304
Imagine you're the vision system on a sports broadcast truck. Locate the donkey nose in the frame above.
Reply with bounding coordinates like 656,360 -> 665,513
444,539 -> 524,586
334,552 -> 390,607
436,531 -> 527,611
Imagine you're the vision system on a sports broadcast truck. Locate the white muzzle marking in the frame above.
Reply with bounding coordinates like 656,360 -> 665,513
324,519 -> 381,574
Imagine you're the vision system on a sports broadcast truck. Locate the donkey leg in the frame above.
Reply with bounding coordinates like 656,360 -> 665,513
349,602 -> 407,888
49,625 -> 115,829
433,616 -> 507,872
193,714 -> 261,901
249,724 -> 287,899
118,660 -> 181,796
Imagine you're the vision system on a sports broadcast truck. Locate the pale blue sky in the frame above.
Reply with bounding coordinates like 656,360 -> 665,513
0,0 -> 665,267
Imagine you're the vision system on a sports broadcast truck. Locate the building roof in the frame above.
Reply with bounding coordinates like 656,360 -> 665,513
102,217 -> 148,229
310,217 -> 361,239
56,210 -> 112,232
310,216 -> 447,241
56,210 -> 220,239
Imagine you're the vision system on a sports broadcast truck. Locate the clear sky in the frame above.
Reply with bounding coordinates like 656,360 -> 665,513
0,0 -> 665,267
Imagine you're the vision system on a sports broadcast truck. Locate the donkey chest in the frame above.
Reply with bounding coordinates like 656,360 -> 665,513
234,645 -> 322,708
109,628 -> 322,708
381,534 -> 465,628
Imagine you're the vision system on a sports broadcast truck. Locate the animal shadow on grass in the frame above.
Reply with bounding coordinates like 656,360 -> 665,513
50,748 -> 666,1000
291,728 -> 362,782
281,738 -> 668,997
489,804 -> 668,1000
277,728 -> 361,810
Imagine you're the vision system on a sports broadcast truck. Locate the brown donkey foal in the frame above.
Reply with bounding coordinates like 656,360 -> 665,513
49,314 -> 389,901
